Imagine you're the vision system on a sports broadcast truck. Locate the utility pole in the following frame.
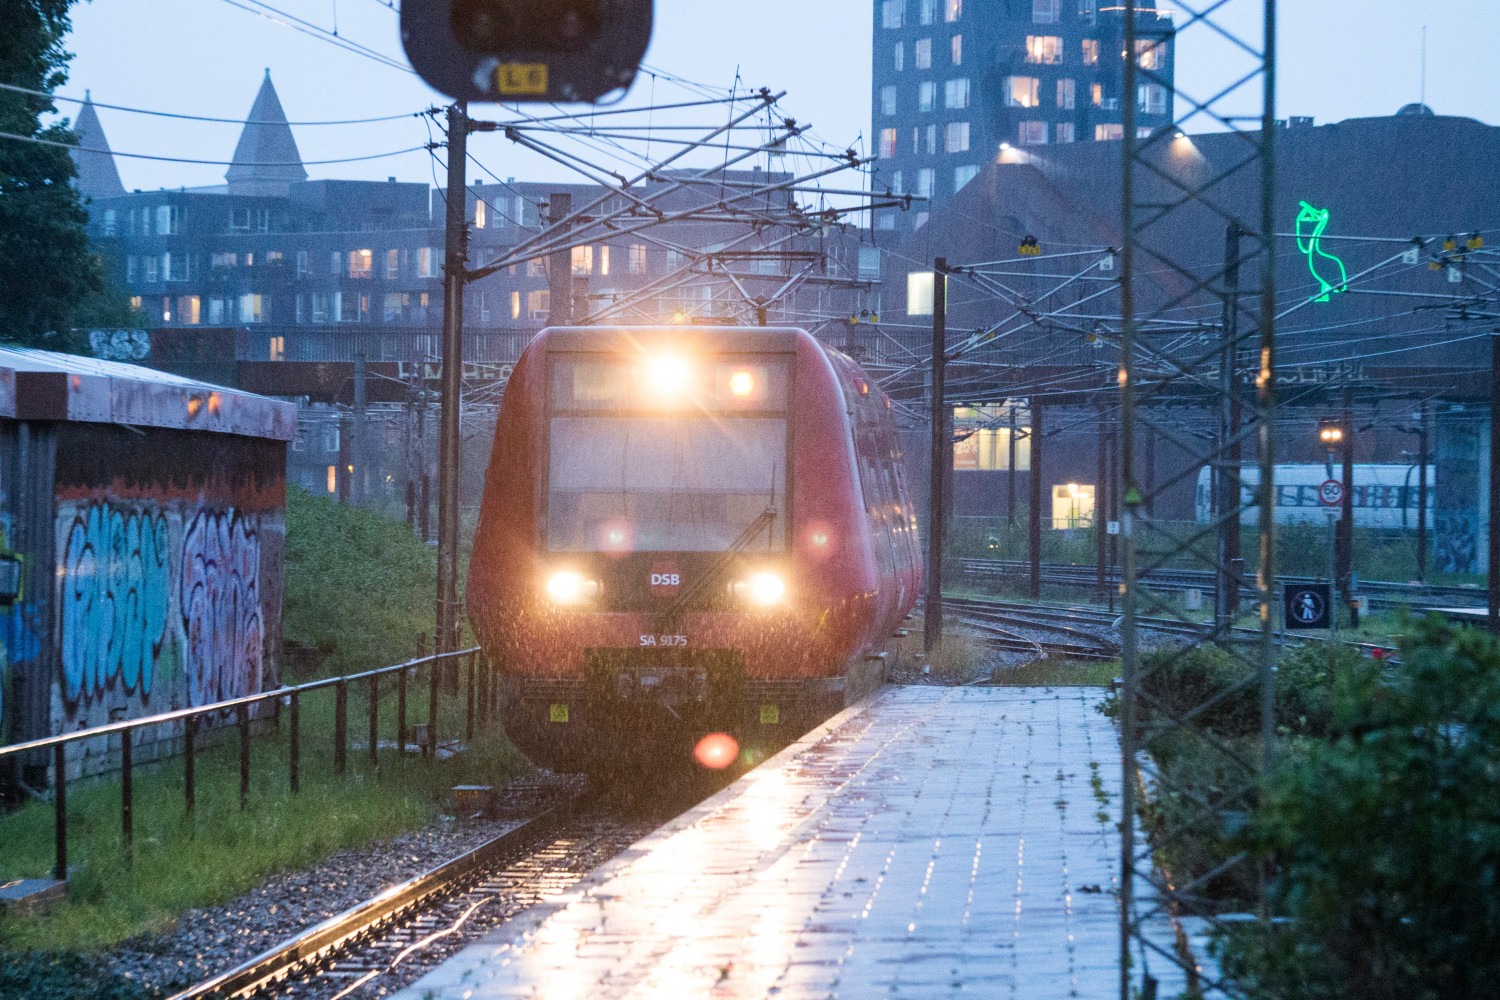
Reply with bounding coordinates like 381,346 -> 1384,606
1029,400 -> 1044,599
1007,407 -> 1018,527
547,193 -> 573,325
1216,220 -> 1242,636
436,102 -> 469,657
1096,402 -> 1108,603
352,349 -> 367,507
1417,400 -> 1429,582
1490,333 -> 1500,626
1339,385 -> 1355,622
924,258 -> 948,652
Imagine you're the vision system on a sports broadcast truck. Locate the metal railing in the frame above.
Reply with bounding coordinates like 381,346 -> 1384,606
0,647 -> 487,882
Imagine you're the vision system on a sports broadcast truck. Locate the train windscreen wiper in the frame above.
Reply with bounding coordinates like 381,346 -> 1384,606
655,503 -> 778,630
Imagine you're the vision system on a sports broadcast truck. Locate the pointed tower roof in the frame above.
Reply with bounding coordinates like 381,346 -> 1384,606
225,70 -> 307,196
70,92 -> 126,199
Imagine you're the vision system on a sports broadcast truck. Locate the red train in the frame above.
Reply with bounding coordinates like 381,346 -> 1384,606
466,326 -> 921,775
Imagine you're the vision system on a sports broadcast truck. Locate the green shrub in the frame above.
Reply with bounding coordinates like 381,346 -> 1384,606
1222,616 -> 1500,998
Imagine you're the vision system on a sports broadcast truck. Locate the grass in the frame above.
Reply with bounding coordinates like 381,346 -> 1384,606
0,490 -> 528,954
989,656 -> 1120,686
887,615 -> 991,683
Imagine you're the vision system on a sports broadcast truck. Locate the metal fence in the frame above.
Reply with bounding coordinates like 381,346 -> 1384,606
0,647 -> 487,882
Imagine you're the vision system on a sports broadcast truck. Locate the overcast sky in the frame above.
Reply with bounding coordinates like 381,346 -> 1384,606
60,0 -> 1500,193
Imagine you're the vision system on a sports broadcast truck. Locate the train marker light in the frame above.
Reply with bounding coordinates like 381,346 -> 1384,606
545,570 -> 598,604
645,356 -> 690,394
694,732 -> 739,769
728,369 -> 757,396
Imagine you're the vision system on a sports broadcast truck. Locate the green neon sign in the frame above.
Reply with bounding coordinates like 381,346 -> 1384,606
1296,200 -> 1347,302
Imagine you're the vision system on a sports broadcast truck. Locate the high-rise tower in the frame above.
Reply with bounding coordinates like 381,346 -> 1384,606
870,0 -> 1175,231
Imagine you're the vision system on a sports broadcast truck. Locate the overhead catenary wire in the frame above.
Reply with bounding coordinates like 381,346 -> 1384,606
0,129 -> 426,166
0,81 -> 424,126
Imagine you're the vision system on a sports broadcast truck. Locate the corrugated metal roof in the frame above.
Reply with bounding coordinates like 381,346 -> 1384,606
0,347 -> 296,441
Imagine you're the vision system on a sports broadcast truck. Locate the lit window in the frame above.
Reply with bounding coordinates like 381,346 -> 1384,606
267,251 -> 283,264
155,205 -> 180,235
951,34 -> 962,65
1025,35 -> 1063,65
349,250 -> 373,279
629,243 -> 648,273
511,291 -> 521,319
144,255 -> 158,283
599,245 -> 610,276
1006,76 -> 1041,108
881,0 -> 903,29
1092,82 -> 1104,107
1136,38 -> 1165,71
527,257 -> 546,277
893,42 -> 904,72
919,81 -> 935,113
907,271 -> 935,315
1082,39 -> 1099,66
178,295 -> 201,324
129,295 -> 142,310
386,248 -> 400,279
269,335 -> 285,361
1050,483 -> 1096,529
245,253 -> 254,267
915,167 -> 934,197
1019,121 -> 1048,146
945,0 -> 961,21
881,85 -> 898,116
1095,123 -> 1124,141
326,465 -> 337,493
417,247 -> 441,278
954,163 -> 978,191
945,121 -> 970,153
474,197 -> 486,228
919,0 -> 935,25
944,78 -> 970,109
527,288 -> 550,320
915,38 -> 932,70
952,418 -> 1030,470
1057,78 -> 1075,109
879,128 -> 898,159
296,250 -> 308,277
572,245 -> 593,275
1055,122 -> 1076,143
383,292 -> 404,322
1032,0 -> 1059,24
238,293 -> 264,323
891,169 -> 904,195
255,208 -> 270,232
1138,83 -> 1169,115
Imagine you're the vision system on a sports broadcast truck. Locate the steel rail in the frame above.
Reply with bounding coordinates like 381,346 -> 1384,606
167,788 -> 593,1000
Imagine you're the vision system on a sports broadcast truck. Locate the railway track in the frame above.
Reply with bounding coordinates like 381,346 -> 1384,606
957,558 -> 1484,612
170,789 -> 657,1000
950,597 -> 1121,661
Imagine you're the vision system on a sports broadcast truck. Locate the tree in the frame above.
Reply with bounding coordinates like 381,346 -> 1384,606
0,1 -> 101,351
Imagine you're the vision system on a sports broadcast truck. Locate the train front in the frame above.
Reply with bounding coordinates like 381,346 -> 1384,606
468,327 -> 880,777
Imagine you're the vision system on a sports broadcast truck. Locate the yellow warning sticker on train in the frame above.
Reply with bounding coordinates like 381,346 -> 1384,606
760,704 -> 780,725
549,703 -> 569,723
495,63 -> 548,95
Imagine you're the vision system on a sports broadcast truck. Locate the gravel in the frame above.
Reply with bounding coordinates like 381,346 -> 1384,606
102,773 -> 586,996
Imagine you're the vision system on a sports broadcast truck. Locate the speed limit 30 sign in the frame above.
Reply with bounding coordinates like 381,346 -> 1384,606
1318,478 -> 1344,507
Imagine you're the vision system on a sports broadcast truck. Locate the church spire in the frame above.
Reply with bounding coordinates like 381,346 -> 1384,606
226,70 -> 307,196
70,91 -> 126,199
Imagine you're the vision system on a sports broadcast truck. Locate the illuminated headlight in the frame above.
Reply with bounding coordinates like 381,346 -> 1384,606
734,571 -> 785,606
545,571 -> 598,604
645,356 -> 690,394
728,370 -> 756,396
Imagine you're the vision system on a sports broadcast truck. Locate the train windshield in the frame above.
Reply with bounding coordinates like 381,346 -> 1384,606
546,355 -> 790,552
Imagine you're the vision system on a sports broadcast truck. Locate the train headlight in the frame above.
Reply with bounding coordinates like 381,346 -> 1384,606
734,571 -> 785,606
728,369 -> 756,396
645,356 -> 690,394
545,571 -> 598,604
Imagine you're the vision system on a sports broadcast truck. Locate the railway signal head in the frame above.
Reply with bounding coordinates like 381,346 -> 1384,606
1319,420 -> 1344,447
401,0 -> 653,103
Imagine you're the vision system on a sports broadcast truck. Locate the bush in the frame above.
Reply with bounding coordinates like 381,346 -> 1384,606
1223,616 -> 1500,998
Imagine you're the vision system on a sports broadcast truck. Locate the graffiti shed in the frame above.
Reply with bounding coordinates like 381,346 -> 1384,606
0,347 -> 295,785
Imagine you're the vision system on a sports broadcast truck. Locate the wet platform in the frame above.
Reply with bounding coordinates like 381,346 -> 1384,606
393,686 -> 1194,999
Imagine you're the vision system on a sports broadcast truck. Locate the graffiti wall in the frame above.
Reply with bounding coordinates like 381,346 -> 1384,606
1434,412 -> 1489,576
50,425 -> 285,742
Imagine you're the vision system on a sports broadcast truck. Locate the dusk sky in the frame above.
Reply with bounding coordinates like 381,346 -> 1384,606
58,1 -> 1500,194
